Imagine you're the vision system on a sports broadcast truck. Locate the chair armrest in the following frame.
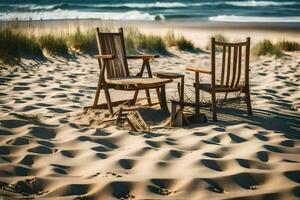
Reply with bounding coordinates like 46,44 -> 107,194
127,54 -> 159,60
94,54 -> 114,59
186,66 -> 211,74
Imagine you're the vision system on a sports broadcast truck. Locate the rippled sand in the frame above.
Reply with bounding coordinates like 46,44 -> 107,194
0,49 -> 299,199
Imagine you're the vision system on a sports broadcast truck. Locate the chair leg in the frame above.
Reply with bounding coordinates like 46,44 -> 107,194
103,84 -> 113,114
245,90 -> 253,115
145,89 -> 152,105
156,88 -> 161,105
170,102 -> 177,126
160,85 -> 169,113
211,92 -> 217,121
132,90 -> 139,105
93,78 -> 102,108
93,85 -> 101,109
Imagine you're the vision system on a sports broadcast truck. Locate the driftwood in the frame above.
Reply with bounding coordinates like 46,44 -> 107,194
126,111 -> 150,132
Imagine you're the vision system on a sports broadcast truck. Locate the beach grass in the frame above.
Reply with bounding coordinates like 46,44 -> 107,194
214,33 -> 228,43
39,34 -> 68,56
276,40 -> 300,51
252,39 -> 282,58
67,28 -> 97,54
0,28 -> 43,64
2,25 -> 299,65
165,30 -> 177,47
0,27 -> 171,65
125,28 -> 168,54
176,35 -> 195,52
165,30 -> 195,52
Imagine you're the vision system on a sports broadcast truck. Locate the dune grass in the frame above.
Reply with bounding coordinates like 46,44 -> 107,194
276,40 -> 300,51
165,30 -> 177,47
3,25 -> 298,65
165,30 -> 196,52
67,28 -> 97,54
0,28 -> 43,64
176,36 -> 195,52
214,33 -> 228,43
125,28 -> 168,55
252,39 -> 282,58
0,29 -> 20,63
39,34 -> 68,56
0,27 -> 171,65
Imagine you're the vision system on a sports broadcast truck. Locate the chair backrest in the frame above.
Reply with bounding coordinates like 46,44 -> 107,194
96,27 -> 130,79
211,38 -> 250,89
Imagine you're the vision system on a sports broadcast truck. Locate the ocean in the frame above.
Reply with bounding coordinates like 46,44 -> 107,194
0,0 -> 300,22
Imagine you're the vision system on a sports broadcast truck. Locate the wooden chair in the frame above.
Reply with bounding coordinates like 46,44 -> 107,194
88,27 -> 172,114
187,37 -> 252,121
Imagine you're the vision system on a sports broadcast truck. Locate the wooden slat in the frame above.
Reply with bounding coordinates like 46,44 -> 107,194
127,54 -> 159,59
235,46 -> 242,88
215,41 -> 248,47
108,35 -> 117,78
186,66 -> 211,74
220,46 -> 226,86
107,77 -> 172,86
94,54 -> 114,59
119,28 -> 130,76
245,38 -> 250,88
230,46 -> 238,88
97,29 -> 130,79
225,46 -> 231,86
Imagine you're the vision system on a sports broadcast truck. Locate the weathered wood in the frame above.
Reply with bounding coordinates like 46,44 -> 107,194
89,27 -> 172,115
195,72 -> 200,115
145,60 -> 153,105
191,36 -> 252,121
107,77 -> 171,87
221,46 -> 226,87
180,76 -> 184,107
211,37 -> 217,121
126,111 -> 149,132
153,72 -> 184,79
127,54 -> 159,59
160,85 -> 169,113
235,46 -> 242,88
186,66 -> 211,74
94,54 -> 114,59
245,37 -> 252,115
197,83 -> 243,93
93,59 -> 103,108
226,46 -> 231,87
215,41 -> 248,47
231,46 -> 238,88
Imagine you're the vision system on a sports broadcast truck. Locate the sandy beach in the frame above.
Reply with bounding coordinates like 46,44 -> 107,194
0,20 -> 300,199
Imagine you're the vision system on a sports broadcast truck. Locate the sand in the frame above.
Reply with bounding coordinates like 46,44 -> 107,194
0,21 -> 300,199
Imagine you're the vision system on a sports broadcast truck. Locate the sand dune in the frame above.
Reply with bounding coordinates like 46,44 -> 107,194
0,49 -> 300,199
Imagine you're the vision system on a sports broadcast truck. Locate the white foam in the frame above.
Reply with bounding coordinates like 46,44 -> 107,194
209,15 -> 300,22
96,2 -> 187,8
225,1 -> 297,7
0,10 -> 160,21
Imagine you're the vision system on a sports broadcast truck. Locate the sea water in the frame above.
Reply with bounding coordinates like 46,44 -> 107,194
0,0 -> 299,22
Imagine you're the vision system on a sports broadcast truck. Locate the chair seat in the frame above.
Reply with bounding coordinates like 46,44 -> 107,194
195,83 -> 244,93
153,72 -> 184,79
107,76 -> 172,89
